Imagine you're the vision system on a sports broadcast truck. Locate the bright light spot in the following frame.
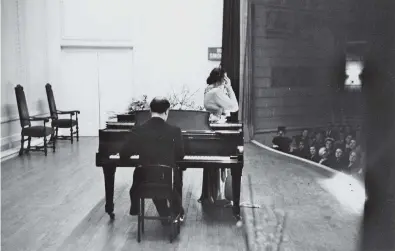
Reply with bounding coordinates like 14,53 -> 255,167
345,61 -> 363,87
317,172 -> 366,215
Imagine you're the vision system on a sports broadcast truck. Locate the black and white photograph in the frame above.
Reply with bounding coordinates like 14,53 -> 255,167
1,0 -> 394,250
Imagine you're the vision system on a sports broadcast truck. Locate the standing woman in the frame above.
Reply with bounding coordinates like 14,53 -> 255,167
198,67 -> 239,204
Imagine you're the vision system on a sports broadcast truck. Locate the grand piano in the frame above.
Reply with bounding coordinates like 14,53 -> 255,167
95,110 -> 244,218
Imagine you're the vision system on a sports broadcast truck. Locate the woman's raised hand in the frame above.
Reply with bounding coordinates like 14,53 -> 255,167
224,73 -> 231,86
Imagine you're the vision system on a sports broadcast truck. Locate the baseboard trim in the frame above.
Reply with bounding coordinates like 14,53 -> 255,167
1,139 -> 44,162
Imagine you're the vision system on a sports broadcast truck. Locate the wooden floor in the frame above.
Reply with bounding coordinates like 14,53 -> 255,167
1,138 -> 246,251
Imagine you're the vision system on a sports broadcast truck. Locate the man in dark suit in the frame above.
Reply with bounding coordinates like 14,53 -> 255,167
120,97 -> 185,223
272,126 -> 292,153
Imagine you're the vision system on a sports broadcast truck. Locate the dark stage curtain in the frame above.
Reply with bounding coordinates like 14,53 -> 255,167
221,0 -> 240,122
359,0 -> 395,250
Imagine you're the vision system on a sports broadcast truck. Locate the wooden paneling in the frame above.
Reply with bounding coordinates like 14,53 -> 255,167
253,95 -> 331,108
254,105 -> 324,118
254,114 -> 328,129
253,87 -> 327,98
250,0 -> 345,134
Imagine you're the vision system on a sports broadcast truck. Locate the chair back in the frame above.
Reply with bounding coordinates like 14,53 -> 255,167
136,165 -> 174,199
14,85 -> 31,128
45,83 -> 58,119
139,164 -> 174,186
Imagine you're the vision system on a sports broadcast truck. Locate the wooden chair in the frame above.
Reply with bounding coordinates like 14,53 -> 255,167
45,83 -> 80,143
135,165 -> 181,243
15,85 -> 55,156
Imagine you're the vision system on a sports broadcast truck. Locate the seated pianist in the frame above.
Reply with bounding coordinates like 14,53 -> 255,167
199,67 -> 239,209
272,126 -> 292,153
120,97 -> 185,224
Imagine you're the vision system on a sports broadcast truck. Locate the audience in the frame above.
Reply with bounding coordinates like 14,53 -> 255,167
272,126 -> 292,153
330,148 -> 347,171
308,146 -> 320,162
271,123 -> 365,180
318,147 -> 330,166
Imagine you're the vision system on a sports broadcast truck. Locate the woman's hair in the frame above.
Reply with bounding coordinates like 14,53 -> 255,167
206,67 -> 225,85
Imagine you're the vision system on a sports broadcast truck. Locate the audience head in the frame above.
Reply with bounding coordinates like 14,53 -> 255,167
206,67 -> 225,85
318,147 -> 327,158
309,146 -> 317,155
315,131 -> 323,141
325,138 -> 334,150
345,134 -> 353,144
335,148 -> 343,158
349,151 -> 357,163
149,96 -> 171,120
277,126 -> 286,136
301,129 -> 308,138
350,139 -> 357,150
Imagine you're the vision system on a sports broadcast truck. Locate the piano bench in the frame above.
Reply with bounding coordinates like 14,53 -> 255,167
135,184 -> 181,243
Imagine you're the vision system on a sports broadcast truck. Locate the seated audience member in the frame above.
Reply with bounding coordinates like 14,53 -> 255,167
318,147 -> 330,166
292,140 -> 309,158
295,129 -> 309,146
330,148 -> 347,171
345,134 -> 353,146
324,122 -> 336,139
345,138 -> 360,158
344,125 -> 353,136
334,131 -> 346,150
324,137 -> 335,159
308,146 -> 320,162
312,131 -> 325,149
120,97 -> 185,224
272,126 -> 292,153
343,151 -> 361,175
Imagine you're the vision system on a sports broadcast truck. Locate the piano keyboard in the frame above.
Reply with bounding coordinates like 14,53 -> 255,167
210,123 -> 242,127
106,122 -> 240,128
107,122 -> 135,126
109,154 -> 231,161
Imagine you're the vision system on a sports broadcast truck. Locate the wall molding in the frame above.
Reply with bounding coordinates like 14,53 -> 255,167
60,39 -> 133,50
1,138 -> 43,162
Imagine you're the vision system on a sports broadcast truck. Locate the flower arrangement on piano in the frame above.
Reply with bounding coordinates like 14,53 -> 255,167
124,85 -> 204,114
127,95 -> 149,113
166,85 -> 204,111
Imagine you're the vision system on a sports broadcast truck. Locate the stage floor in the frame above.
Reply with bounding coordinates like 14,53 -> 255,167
1,137 -> 245,251
1,137 -> 362,251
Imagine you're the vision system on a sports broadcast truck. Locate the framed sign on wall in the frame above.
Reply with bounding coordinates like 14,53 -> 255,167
208,47 -> 222,61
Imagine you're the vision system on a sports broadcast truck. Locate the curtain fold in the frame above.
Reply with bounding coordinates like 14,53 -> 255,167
221,0 -> 240,122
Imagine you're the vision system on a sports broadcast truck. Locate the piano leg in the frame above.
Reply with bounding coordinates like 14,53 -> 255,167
102,165 -> 116,219
231,167 -> 242,218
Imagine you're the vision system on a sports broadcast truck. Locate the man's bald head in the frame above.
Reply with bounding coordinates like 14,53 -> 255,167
150,96 -> 170,114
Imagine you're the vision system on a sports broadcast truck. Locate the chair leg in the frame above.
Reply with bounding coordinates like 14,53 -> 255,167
169,212 -> 174,243
51,130 -> 56,152
76,123 -> 79,142
137,200 -> 141,243
19,135 -> 24,156
70,126 -> 74,144
141,199 -> 145,234
43,135 -> 48,156
56,127 -> 59,140
26,137 -> 31,154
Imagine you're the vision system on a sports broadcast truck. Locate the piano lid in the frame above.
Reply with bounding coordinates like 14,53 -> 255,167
135,110 -> 212,131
